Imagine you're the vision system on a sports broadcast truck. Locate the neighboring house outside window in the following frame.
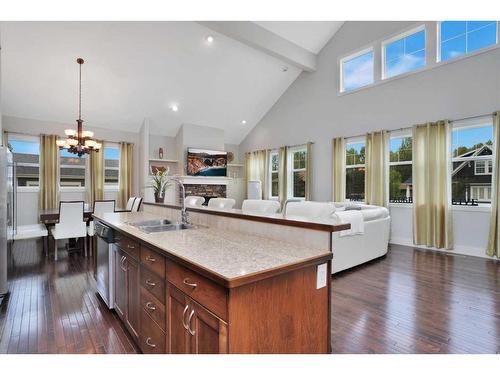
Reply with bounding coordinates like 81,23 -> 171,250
60,148 -> 86,187
389,132 -> 413,203
104,144 -> 120,187
451,121 -> 493,204
287,146 -> 307,199
8,135 -> 40,187
345,139 -> 365,201
268,150 -> 279,199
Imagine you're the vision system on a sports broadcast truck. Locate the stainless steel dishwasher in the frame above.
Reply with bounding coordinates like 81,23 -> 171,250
95,220 -> 115,309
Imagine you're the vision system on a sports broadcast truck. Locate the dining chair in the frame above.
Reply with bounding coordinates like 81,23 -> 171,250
185,195 -> 205,207
87,200 -> 116,256
50,201 -> 87,261
207,198 -> 236,210
125,197 -> 136,211
131,197 -> 143,212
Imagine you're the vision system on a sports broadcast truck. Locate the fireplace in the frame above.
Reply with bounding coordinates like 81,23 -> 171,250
181,184 -> 226,205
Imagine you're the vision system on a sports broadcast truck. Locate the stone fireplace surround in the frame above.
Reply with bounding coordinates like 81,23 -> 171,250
181,184 -> 227,205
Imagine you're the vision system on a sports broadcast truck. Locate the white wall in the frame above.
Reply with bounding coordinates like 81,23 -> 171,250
239,21 -> 500,259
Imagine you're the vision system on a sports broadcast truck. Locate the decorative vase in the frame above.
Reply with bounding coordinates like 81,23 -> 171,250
154,192 -> 163,203
159,147 -> 164,159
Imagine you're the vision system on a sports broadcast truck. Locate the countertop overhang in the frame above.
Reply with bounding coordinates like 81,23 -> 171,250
94,211 -> 333,288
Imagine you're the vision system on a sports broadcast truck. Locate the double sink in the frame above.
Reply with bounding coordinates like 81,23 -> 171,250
127,219 -> 194,234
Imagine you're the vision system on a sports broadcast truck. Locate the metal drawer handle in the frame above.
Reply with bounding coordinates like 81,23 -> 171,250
145,255 -> 156,262
120,256 -> 127,272
145,337 -> 156,348
145,279 -> 156,287
182,305 -> 189,330
183,278 -> 198,288
127,244 -> 135,249
188,309 -> 195,336
146,302 -> 156,311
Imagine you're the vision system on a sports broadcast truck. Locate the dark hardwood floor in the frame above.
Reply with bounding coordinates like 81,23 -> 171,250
0,239 -> 139,354
1,239 -> 499,354
332,244 -> 500,354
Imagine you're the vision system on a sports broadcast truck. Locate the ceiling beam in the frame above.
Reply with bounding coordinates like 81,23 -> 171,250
198,21 -> 317,72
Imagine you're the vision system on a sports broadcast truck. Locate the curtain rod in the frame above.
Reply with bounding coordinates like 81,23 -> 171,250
341,111 -> 495,140
266,141 -> 315,151
4,130 -> 129,146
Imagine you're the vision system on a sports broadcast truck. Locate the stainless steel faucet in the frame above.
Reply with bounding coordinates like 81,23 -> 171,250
282,198 -> 302,217
167,176 -> 190,225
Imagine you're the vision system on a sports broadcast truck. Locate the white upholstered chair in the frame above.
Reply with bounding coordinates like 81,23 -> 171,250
207,198 -> 235,210
241,199 -> 281,214
125,197 -> 136,211
50,201 -> 87,261
131,197 -> 143,212
87,200 -> 116,256
185,195 -> 205,207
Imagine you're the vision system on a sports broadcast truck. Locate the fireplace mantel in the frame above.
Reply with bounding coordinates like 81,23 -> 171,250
174,175 -> 233,186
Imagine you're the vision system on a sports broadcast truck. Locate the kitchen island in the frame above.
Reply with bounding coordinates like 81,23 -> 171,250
93,211 -> 344,354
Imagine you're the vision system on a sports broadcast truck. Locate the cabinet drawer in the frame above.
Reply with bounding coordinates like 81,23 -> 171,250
140,287 -> 166,332
140,309 -> 166,354
116,235 -> 140,260
140,267 -> 165,304
166,259 -> 227,321
140,245 -> 165,277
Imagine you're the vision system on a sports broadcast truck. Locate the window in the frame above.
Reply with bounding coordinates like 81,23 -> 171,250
340,48 -> 374,92
60,149 -> 86,187
389,133 -> 413,203
268,151 -> 279,198
345,140 -> 365,201
8,135 -> 40,187
439,21 -> 498,62
287,147 -> 307,199
383,26 -> 426,79
104,144 -> 120,186
451,121 -> 493,204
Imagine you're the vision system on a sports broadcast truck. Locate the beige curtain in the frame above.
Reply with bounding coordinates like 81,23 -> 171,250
331,137 -> 345,202
413,121 -> 453,249
365,131 -> 388,207
244,150 -> 268,199
278,146 -> 288,206
118,142 -> 134,209
86,139 -> 104,207
486,112 -> 500,258
39,134 -> 60,210
305,142 -> 313,200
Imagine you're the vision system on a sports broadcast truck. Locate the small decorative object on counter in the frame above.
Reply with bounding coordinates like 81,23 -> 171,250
159,147 -> 164,159
148,166 -> 171,203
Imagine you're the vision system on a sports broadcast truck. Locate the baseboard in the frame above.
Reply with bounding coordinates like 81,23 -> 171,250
389,238 -> 497,260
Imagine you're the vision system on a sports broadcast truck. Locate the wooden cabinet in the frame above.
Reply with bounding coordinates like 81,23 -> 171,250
167,284 -> 227,354
125,256 -> 139,339
113,247 -> 126,320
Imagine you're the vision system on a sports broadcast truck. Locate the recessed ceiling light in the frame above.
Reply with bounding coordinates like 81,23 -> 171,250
171,104 -> 179,112
206,35 -> 214,44
241,120 -> 247,125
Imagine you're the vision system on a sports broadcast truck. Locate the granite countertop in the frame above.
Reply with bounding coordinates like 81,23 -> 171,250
93,211 -> 332,287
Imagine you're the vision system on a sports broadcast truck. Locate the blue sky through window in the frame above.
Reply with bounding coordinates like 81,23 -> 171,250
10,140 -> 39,155
452,125 -> 493,156
384,29 -> 426,78
104,147 -> 119,160
342,50 -> 374,92
440,21 -> 497,62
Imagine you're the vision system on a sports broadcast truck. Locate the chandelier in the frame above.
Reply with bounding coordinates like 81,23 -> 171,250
56,58 -> 101,157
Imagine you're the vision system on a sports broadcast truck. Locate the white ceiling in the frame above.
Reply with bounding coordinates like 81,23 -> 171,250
254,21 -> 344,54
0,21 -> 341,144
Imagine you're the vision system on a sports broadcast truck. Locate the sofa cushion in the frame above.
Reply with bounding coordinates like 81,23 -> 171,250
285,201 -> 336,220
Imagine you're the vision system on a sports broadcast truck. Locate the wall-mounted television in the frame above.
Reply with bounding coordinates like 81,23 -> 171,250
187,148 -> 227,176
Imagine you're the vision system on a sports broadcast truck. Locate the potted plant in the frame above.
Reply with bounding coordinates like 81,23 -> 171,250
149,166 -> 171,203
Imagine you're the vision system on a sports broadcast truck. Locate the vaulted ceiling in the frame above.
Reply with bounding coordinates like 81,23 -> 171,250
0,21 -> 342,144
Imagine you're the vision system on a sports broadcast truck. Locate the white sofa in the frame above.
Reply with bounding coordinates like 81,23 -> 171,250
284,201 -> 390,274
241,199 -> 281,214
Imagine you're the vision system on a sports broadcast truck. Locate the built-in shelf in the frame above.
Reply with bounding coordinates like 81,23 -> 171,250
148,158 -> 179,163
227,163 -> 244,167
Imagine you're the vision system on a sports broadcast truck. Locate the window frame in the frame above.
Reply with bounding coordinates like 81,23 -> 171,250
381,24 -> 426,80
339,47 -> 374,93
104,142 -> 120,188
59,147 -> 87,191
388,129 -> 413,204
287,145 -> 307,200
450,117 -> 494,206
268,150 -> 279,200
7,133 -> 41,191
437,21 -> 499,63
345,136 -> 366,201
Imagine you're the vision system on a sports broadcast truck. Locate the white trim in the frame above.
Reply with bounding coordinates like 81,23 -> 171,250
268,150 -> 279,199
287,145 -> 307,199
59,186 -> 85,193
381,24 -> 426,80
104,185 -> 119,191
17,186 -> 39,193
